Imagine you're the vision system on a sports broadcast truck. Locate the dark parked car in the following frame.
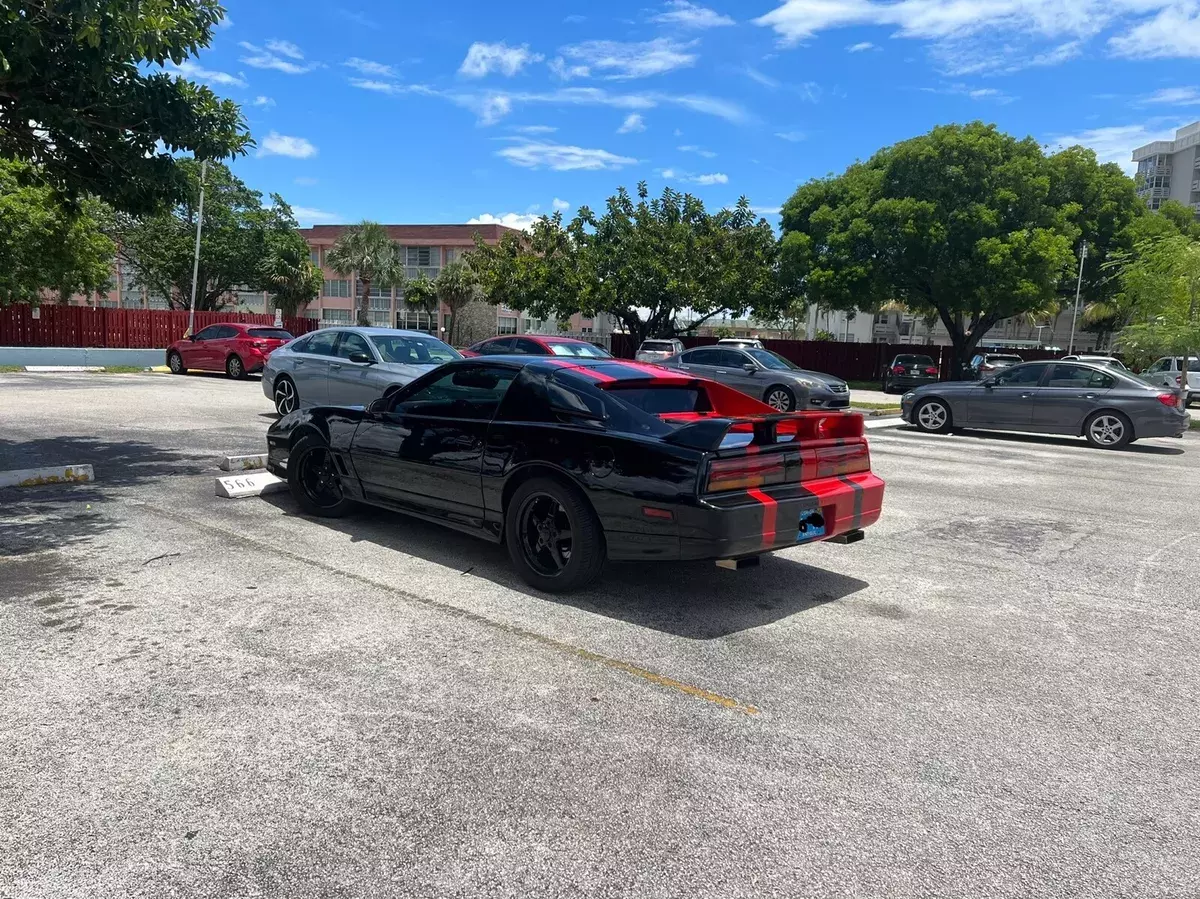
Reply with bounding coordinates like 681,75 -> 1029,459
167,323 -> 295,379
901,361 -> 1190,448
969,352 -> 1024,379
267,357 -> 885,592
463,335 -> 612,358
660,346 -> 849,411
882,354 -> 939,394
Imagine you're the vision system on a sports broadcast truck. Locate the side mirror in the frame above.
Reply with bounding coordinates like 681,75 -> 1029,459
366,397 -> 388,415
188,334 -> 199,342
742,363 -> 758,374
348,352 -> 375,365
982,377 -> 997,388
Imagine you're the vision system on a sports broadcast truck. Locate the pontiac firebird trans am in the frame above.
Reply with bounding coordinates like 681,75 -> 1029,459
267,356 -> 885,592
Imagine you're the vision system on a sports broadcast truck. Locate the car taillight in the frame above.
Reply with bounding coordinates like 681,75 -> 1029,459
803,443 -> 871,481
924,366 -> 938,375
252,340 -> 268,349
706,455 -> 787,493
891,364 -> 905,374
1175,375 -> 1182,385
1157,392 -> 1181,408
981,364 -> 994,371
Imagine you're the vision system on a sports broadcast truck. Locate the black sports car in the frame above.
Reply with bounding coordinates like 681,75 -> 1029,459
266,357 -> 885,592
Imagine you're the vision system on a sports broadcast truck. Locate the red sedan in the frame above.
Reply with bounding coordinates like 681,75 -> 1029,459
462,334 -> 612,359
166,323 -> 295,379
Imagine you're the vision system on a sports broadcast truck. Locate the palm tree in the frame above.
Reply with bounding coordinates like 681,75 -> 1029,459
261,235 -> 322,318
435,261 -> 481,346
326,221 -> 404,326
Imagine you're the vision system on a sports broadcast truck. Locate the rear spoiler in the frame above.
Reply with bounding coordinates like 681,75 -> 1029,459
662,411 -> 865,452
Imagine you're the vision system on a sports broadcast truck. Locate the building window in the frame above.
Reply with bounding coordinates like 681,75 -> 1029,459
322,308 -> 352,323
368,284 -> 392,300
147,295 -> 170,310
304,309 -> 321,319
370,310 -> 392,326
309,247 -> 320,266
398,310 -> 436,333
323,279 -> 351,298
498,316 -> 518,335
237,290 -> 264,308
99,299 -> 118,308
369,295 -> 391,311
405,246 -> 435,267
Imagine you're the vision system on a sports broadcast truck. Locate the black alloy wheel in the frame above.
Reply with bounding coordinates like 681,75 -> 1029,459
288,435 -> 354,517
505,477 -> 605,592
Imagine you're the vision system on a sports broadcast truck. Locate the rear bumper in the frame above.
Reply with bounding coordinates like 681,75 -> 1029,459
672,473 -> 885,561
889,375 -> 937,389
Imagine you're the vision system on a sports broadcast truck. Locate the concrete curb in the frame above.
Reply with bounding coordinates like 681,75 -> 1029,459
219,453 -> 268,472
23,365 -> 104,373
215,471 -> 287,498
0,464 -> 95,488
865,418 -> 906,431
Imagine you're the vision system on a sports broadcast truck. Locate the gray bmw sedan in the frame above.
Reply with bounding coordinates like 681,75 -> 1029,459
660,345 -> 850,411
263,326 -> 460,415
900,360 -> 1189,448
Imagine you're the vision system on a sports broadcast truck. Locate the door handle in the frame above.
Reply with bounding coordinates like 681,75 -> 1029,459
715,369 -> 729,374
1020,392 -> 1034,398
1077,393 -> 1097,399
330,363 -> 342,370
295,359 -> 305,365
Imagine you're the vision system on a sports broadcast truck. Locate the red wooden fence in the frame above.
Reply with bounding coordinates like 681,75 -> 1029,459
0,306 -> 320,349
609,334 -> 1066,382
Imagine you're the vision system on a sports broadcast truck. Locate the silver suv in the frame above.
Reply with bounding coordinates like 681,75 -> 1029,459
634,338 -> 684,363
1142,356 -> 1199,406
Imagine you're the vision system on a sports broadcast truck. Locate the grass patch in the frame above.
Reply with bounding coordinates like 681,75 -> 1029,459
1190,419 -> 1200,431
851,401 -> 902,411
0,365 -> 23,373
847,379 -> 882,392
94,365 -> 153,374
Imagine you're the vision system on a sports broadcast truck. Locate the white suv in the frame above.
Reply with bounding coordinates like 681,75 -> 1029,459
635,339 -> 685,363
1142,356 -> 1199,406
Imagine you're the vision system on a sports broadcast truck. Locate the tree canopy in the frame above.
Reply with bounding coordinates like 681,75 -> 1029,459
1114,233 -> 1200,383
0,156 -> 115,305
0,0 -> 250,215
781,122 -> 1086,374
116,160 -> 313,311
470,183 -> 782,345
327,222 -> 405,326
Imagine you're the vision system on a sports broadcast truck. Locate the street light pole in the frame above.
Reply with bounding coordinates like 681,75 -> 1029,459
1067,241 -> 1087,354
187,159 -> 208,337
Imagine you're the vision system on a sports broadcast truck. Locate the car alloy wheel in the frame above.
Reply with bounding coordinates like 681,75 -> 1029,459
916,399 -> 949,433
168,352 -> 185,374
518,493 -> 574,578
297,446 -> 344,510
1088,413 -> 1126,447
274,378 -> 297,415
226,355 -> 244,380
766,388 -> 794,412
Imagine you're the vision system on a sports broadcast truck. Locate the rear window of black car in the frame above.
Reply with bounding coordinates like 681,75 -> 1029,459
605,386 -> 703,414
895,355 -> 934,365
248,328 -> 294,340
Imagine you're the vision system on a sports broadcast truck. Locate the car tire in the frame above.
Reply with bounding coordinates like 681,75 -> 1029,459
226,354 -> 247,380
505,475 -> 605,593
1084,410 -> 1133,450
287,434 -> 355,518
764,385 -> 796,412
274,376 -> 298,415
881,376 -> 890,394
913,398 -> 952,434
167,351 -> 187,375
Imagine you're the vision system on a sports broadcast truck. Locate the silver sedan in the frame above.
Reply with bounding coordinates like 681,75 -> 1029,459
262,327 -> 461,414
900,360 -> 1190,449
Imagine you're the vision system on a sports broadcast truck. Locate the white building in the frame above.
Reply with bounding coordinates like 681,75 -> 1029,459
1131,121 -> 1200,214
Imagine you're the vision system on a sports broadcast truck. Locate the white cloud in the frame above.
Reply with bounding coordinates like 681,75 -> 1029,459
250,95 -> 275,107
559,38 -> 698,79
1110,5 -> 1200,58
291,206 -> 343,226
258,132 -> 318,159
1140,86 -> 1200,105
294,176 -> 319,186
347,79 -> 437,97
743,66 -> 781,88
265,39 -> 304,60
459,42 -> 543,77
216,15 -> 233,29
659,168 -> 729,185
651,1 -> 736,29
344,57 -> 397,77
548,56 -> 591,80
168,60 -> 247,88
692,172 -> 729,185
847,41 -> 875,52
752,205 -> 783,216
553,197 -> 571,210
497,141 -> 638,171
468,212 -> 542,230
479,95 -> 514,125
921,82 -> 1017,103
618,113 -> 647,133
678,144 -> 717,157
1047,123 -> 1178,174
514,124 -> 559,134
775,130 -> 806,142
239,41 -> 319,75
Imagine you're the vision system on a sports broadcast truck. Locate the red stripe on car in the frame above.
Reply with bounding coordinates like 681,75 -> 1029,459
746,488 -> 778,549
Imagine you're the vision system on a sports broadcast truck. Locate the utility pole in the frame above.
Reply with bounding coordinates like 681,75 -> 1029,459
1067,241 -> 1087,354
187,159 -> 208,337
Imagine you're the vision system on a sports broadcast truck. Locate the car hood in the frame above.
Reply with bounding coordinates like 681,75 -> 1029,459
785,370 -> 847,389
375,361 -> 440,379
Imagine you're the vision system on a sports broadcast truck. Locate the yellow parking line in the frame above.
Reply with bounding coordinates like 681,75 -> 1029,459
141,503 -> 760,716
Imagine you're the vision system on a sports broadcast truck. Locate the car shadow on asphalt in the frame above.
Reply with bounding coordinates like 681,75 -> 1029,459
261,494 -> 869,639
899,426 -> 1187,455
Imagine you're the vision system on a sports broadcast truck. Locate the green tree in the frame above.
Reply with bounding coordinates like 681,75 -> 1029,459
781,122 -> 1076,376
471,184 -> 782,345
0,157 -> 114,305
116,160 -> 306,311
260,230 -> 321,318
1156,200 -> 1200,240
327,221 -> 405,327
402,273 -> 439,322
435,261 -> 480,346
0,0 -> 250,214
1114,233 -> 1200,393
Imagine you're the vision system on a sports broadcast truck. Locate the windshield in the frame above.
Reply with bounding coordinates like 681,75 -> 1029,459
370,334 -> 460,364
547,342 -> 612,358
896,354 -> 935,366
248,328 -> 294,341
640,341 -> 676,351
746,348 -> 796,371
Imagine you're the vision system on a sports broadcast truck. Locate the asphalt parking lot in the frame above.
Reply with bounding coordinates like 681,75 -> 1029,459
2,372 -> 1199,898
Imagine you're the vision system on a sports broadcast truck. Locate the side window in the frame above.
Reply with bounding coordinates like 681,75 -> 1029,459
395,365 -> 517,420
1148,358 -> 1168,373
480,338 -> 514,355
685,348 -> 720,365
304,330 -> 340,356
1088,370 -> 1116,389
220,325 -> 241,339
193,326 -> 221,341
717,349 -> 748,368
995,363 -> 1047,386
336,332 -> 373,360
290,335 -> 312,353
1047,364 -> 1094,388
513,338 -> 544,355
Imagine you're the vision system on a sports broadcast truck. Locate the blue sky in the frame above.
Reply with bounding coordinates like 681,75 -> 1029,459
179,0 -> 1200,229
